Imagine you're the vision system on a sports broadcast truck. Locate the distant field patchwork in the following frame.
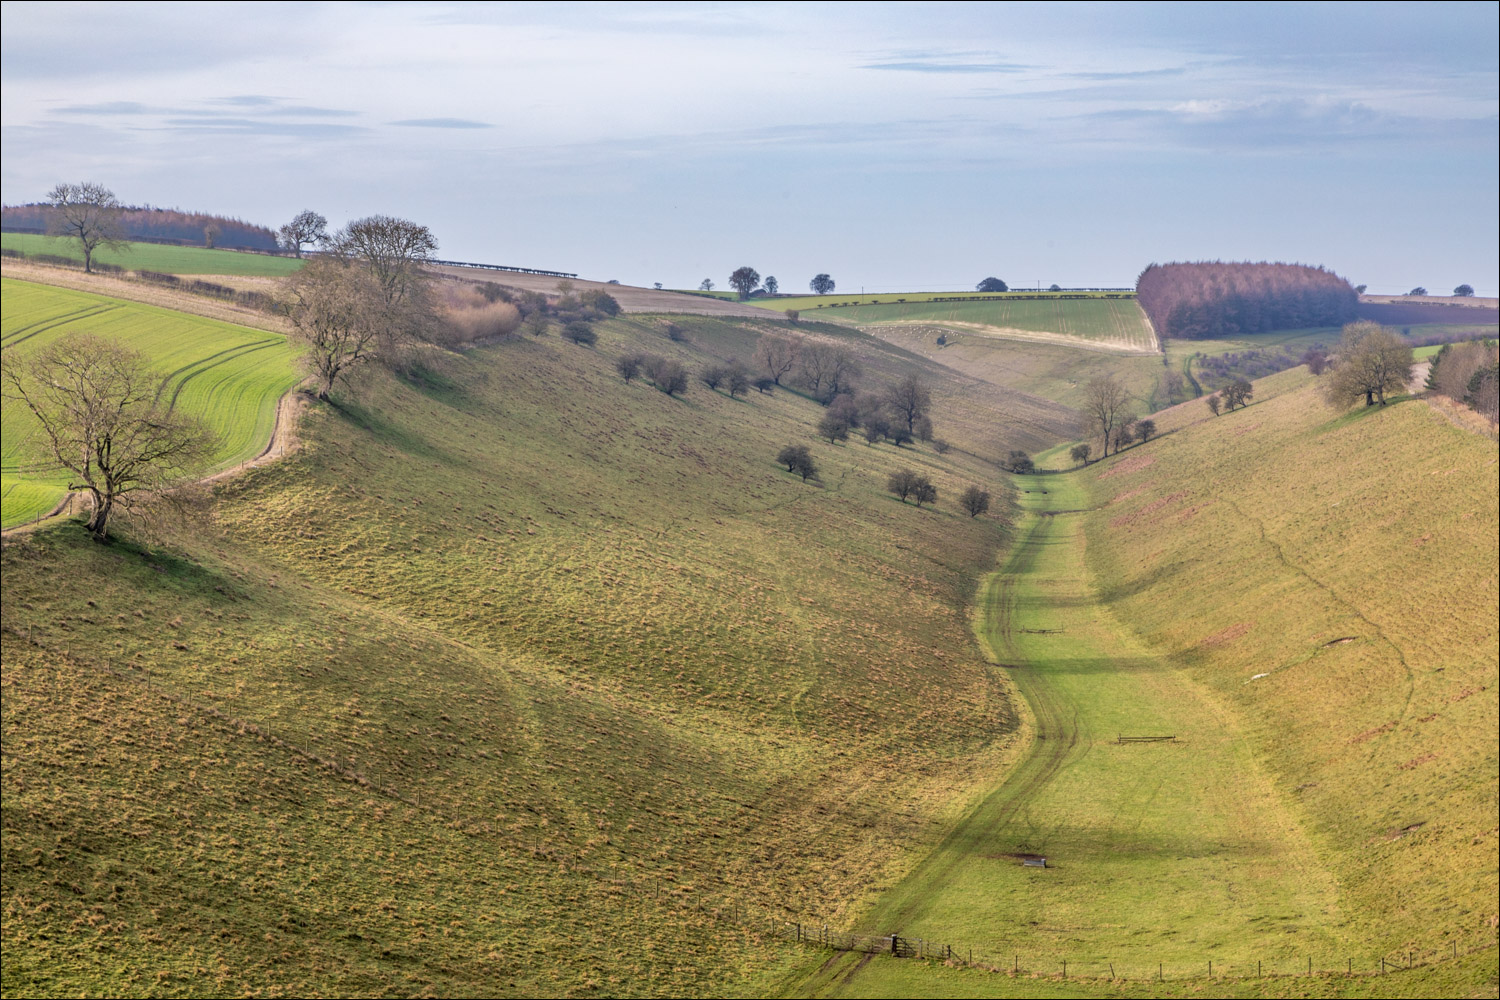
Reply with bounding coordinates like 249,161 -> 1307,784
2,233 -> 306,277
785,296 -> 1157,351
1,278 -> 302,527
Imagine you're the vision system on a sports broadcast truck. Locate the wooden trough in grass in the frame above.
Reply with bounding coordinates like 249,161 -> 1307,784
1117,734 -> 1176,744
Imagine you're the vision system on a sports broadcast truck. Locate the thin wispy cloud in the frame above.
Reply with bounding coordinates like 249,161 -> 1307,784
0,1 -> 1493,293
390,118 -> 492,129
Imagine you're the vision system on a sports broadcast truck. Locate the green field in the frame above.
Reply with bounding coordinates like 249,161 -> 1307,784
2,232 -> 305,277
1,278 -> 302,526
759,296 -> 1156,350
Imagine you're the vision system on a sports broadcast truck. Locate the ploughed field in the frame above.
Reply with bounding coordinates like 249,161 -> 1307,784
0,278 -> 301,527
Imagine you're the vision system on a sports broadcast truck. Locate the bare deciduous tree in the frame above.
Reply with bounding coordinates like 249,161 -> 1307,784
47,182 -> 127,273
960,485 -> 991,517
1083,375 -> 1131,455
2,333 -> 215,540
810,273 -> 835,295
755,334 -> 801,385
332,215 -> 438,309
776,444 -> 818,481
729,266 -> 761,300
278,210 -> 329,257
884,374 -> 932,434
282,257 -> 386,399
615,354 -> 644,382
799,342 -> 861,400
1069,443 -> 1091,465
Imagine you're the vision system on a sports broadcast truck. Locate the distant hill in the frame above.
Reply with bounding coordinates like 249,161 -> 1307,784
2,203 -> 280,252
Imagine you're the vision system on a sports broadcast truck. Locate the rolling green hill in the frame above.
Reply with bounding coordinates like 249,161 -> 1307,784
2,283 -> 1494,998
1,279 -> 302,526
2,233 -> 305,277
1,305 -> 1046,996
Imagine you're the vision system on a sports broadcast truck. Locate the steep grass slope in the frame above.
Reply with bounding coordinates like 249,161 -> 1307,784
1080,374 -> 1498,957
1,279 -> 301,527
2,310 -> 1035,996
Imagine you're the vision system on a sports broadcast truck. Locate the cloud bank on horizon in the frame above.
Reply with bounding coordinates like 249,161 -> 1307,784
2,1 -> 1496,294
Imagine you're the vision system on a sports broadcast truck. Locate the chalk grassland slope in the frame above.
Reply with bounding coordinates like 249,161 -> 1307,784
861,325 -> 1170,418
0,279 -> 301,527
1081,375 -> 1499,957
428,265 -> 769,317
2,233 -> 304,277
1,311 -> 1033,996
792,945 -> 1498,999
628,313 -> 1080,463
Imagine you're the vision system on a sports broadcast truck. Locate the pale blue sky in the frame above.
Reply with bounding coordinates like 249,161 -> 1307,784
3,2 -> 1496,294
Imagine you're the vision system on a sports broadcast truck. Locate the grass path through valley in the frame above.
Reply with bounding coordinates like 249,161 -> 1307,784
782,472 -> 1356,997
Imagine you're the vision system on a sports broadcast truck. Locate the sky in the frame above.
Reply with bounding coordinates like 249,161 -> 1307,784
2,1 -> 1497,294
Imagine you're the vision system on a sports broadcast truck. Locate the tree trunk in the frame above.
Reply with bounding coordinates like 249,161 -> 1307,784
86,491 -> 111,540
83,246 -> 93,274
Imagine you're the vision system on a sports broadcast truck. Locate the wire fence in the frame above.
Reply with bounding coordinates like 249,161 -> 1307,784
773,914 -> 1498,984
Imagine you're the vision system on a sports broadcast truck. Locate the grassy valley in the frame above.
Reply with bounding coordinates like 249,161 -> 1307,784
2,289 -> 1047,996
1,265 -> 1495,999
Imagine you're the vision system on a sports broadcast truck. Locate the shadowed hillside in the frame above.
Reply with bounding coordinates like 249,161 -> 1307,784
2,302 -> 1047,996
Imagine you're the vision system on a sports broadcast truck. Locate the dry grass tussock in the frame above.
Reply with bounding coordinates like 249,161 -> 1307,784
432,279 -> 522,347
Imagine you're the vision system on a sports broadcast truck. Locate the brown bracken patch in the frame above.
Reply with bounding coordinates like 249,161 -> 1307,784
1201,622 -> 1254,647
1099,453 -> 1155,479
1399,753 -> 1439,770
1109,490 -> 1188,529
1348,721 -> 1396,744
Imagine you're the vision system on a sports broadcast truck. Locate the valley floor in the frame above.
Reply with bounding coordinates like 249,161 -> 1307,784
769,468 -> 1494,998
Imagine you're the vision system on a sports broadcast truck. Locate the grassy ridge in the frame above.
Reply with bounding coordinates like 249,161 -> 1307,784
1,310 -> 1035,996
1,278 -> 301,526
2,233 -> 305,277
1078,377 -> 1498,957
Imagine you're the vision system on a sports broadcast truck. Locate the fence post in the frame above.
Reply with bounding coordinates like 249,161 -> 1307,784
1208,960 -> 1212,977
1062,960 -> 1066,978
1158,962 -> 1163,981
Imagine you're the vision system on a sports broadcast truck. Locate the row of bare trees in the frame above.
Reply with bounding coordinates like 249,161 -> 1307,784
1425,339 -> 1499,423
